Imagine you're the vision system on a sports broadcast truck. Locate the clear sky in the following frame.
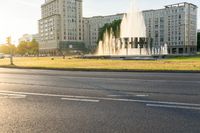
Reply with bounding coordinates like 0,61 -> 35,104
0,0 -> 199,44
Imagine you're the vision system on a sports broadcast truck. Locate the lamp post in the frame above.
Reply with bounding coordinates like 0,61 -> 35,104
6,37 -> 14,65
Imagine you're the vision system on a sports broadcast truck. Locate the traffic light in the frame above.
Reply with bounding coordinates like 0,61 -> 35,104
6,37 -> 11,44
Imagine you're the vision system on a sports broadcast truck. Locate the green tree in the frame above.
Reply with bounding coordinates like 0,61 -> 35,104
0,45 -> 10,54
198,32 -> 200,52
28,39 -> 39,55
0,44 -> 16,55
17,39 -> 39,56
98,19 -> 122,43
17,41 -> 28,55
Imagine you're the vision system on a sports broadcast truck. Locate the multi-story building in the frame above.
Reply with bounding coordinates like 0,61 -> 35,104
19,34 -> 41,44
38,1 -> 198,55
18,34 -> 34,43
83,14 -> 123,50
39,0 -> 84,54
84,2 -> 198,55
143,2 -> 198,54
32,34 -> 41,43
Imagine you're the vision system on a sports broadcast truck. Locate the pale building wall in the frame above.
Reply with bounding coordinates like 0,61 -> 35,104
84,2 -> 198,55
19,34 -> 41,44
143,2 -> 198,54
39,0 -> 83,54
83,14 -> 123,50
32,34 -> 41,44
18,34 -> 33,43
39,1 -> 197,55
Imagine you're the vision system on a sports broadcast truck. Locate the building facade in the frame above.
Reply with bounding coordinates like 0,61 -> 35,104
84,2 -> 198,55
83,14 -> 123,50
38,1 -> 198,55
32,34 -> 41,43
143,2 -> 198,54
39,0 -> 84,54
18,34 -> 34,43
19,34 -> 41,44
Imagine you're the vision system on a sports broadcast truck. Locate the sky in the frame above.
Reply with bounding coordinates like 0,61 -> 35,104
0,0 -> 199,44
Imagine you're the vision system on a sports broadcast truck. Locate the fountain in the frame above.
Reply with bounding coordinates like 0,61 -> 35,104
95,0 -> 168,58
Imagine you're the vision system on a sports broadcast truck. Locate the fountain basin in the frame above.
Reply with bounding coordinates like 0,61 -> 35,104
81,55 -> 166,60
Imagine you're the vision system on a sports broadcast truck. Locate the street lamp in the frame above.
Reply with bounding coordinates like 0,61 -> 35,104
6,37 -> 14,65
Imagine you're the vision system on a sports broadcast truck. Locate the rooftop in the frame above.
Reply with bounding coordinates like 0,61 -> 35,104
165,2 -> 198,8
84,2 -> 198,19
143,2 -> 197,13
83,13 -> 124,19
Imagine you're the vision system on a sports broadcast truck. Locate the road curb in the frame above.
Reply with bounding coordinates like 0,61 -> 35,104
0,66 -> 200,73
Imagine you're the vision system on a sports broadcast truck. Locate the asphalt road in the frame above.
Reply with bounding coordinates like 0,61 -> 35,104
0,68 -> 200,133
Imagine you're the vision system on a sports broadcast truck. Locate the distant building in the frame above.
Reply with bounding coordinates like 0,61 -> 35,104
84,2 -> 198,55
18,34 -> 33,43
38,1 -> 198,55
143,2 -> 198,55
32,34 -> 41,43
83,14 -> 123,50
18,34 -> 41,44
198,29 -> 200,33
38,0 -> 84,54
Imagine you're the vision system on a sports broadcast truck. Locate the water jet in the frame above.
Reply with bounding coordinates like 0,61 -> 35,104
83,0 -> 168,60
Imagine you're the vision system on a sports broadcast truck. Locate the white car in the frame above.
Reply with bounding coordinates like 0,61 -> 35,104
0,53 -> 4,59
3,54 -> 11,58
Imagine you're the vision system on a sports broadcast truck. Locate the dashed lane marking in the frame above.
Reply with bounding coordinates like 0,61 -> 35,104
0,90 -> 200,110
108,94 -> 149,97
0,93 -> 26,99
61,98 -> 99,103
135,94 -> 149,97
146,104 -> 200,110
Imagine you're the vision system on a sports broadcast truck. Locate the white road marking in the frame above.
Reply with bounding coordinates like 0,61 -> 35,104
108,94 -> 149,97
135,94 -> 149,97
0,93 -> 26,99
146,104 -> 200,110
61,98 -> 99,103
0,96 -> 26,99
0,90 -> 200,109
108,95 -> 124,97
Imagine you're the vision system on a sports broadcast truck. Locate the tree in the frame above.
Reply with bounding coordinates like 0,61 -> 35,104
0,44 -> 16,55
28,39 -> 39,55
98,19 -> 122,43
198,32 -> 200,52
17,41 -> 28,55
0,45 -> 10,54
17,39 -> 39,56
6,37 -> 11,44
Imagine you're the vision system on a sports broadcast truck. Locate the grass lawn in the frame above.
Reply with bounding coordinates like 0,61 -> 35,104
0,55 -> 200,71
